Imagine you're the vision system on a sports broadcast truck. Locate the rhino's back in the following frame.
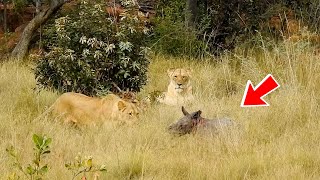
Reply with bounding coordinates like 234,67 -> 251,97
199,118 -> 235,132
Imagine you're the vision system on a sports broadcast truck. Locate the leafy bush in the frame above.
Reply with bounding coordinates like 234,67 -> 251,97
35,0 -> 150,96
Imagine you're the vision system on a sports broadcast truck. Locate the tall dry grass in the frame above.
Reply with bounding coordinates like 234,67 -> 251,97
0,41 -> 320,179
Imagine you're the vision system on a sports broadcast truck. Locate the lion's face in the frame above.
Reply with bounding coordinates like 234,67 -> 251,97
115,100 -> 140,123
167,68 -> 192,93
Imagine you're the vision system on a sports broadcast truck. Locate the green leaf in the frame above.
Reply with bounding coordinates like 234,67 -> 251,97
119,69 -> 126,74
32,134 -> 44,149
86,158 -> 93,168
42,150 -> 51,155
39,165 -> 48,174
44,138 -> 52,147
124,72 -> 130,78
132,62 -> 140,70
26,165 -> 35,175
100,164 -> 107,171
65,163 -> 71,168
6,146 -> 17,158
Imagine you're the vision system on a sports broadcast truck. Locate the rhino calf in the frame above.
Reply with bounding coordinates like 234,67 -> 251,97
168,106 -> 235,136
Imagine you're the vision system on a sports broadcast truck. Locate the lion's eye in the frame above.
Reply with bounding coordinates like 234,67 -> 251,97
129,112 -> 133,116
174,76 -> 177,78
182,76 -> 186,79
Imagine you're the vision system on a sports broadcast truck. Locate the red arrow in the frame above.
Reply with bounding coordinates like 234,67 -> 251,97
241,74 -> 280,107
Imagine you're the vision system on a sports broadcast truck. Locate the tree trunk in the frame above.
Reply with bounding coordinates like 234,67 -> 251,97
11,0 -> 68,59
186,0 -> 197,27
3,0 -> 7,32
36,0 -> 41,14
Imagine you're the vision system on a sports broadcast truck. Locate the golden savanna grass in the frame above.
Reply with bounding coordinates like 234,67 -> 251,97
0,41 -> 320,179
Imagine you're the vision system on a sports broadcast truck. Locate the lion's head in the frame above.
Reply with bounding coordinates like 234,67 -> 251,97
167,68 -> 192,93
113,99 -> 140,123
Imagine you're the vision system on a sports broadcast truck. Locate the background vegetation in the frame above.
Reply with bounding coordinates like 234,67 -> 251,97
1,40 -> 320,179
152,0 -> 320,56
1,0 -> 320,179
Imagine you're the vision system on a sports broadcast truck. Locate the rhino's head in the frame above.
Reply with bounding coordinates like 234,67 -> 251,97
168,106 -> 203,135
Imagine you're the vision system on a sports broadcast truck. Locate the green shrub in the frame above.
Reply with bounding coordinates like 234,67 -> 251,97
292,0 -> 320,33
153,0 -> 320,56
149,0 -> 207,57
150,17 -> 206,57
6,134 -> 52,180
65,153 -> 107,179
35,0 -> 150,96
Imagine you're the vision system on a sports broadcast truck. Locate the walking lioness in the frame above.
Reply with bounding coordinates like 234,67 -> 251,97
52,92 -> 139,125
158,68 -> 194,106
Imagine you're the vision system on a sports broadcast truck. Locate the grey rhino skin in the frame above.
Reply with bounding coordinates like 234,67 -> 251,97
168,106 -> 235,136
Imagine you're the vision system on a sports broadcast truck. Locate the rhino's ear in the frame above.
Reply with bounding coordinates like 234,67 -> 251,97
182,106 -> 189,115
192,110 -> 202,119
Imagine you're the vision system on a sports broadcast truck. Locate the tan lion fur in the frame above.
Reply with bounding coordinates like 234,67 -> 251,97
52,92 -> 139,125
158,68 -> 194,106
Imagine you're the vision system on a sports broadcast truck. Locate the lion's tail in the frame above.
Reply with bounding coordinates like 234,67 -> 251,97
33,102 -> 56,122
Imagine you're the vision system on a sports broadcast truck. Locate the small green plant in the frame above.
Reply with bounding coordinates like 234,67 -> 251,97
65,153 -> 107,180
6,134 -> 52,180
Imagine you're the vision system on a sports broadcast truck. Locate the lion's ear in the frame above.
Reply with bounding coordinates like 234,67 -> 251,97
185,68 -> 192,77
167,68 -> 175,77
118,100 -> 127,111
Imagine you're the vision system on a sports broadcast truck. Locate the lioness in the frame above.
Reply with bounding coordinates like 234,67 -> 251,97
158,68 -> 194,106
52,92 -> 139,125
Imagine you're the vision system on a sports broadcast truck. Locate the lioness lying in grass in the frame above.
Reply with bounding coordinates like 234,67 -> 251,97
158,68 -> 194,106
52,92 -> 140,125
